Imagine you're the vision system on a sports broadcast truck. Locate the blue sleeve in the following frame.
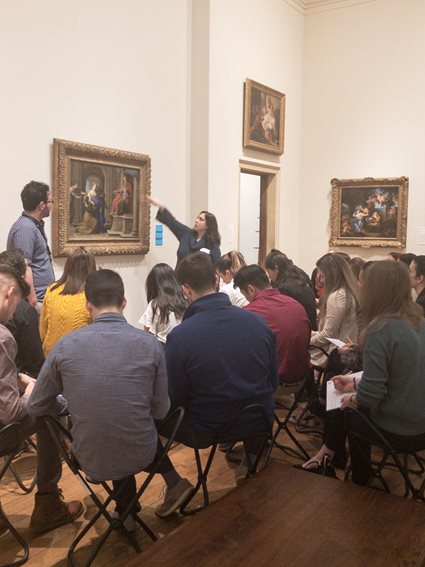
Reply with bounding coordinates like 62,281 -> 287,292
210,244 -> 221,267
157,208 -> 191,242
8,225 -> 36,265
165,331 -> 190,409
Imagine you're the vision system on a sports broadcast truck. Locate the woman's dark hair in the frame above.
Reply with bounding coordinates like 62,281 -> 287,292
360,260 -> 423,348
399,253 -> 416,267
146,263 -> 188,326
195,211 -> 221,247
349,256 -> 366,282
51,247 -> 96,295
387,252 -> 401,261
265,249 -> 308,287
216,251 -> 246,276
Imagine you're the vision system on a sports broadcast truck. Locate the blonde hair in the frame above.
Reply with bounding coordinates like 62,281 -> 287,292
216,251 -> 247,276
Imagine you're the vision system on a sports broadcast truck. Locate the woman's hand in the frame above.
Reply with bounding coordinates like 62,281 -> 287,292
337,342 -> 355,355
148,196 -> 165,211
333,374 -> 355,393
340,393 -> 357,410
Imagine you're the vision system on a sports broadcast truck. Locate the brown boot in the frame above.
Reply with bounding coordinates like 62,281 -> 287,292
30,492 -> 83,533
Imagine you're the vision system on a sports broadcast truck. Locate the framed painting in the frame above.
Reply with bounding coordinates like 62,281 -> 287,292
52,139 -> 151,256
243,78 -> 285,155
329,177 -> 408,249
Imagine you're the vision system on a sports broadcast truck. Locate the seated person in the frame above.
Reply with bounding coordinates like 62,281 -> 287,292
162,252 -> 278,499
0,249 -> 44,377
234,265 -> 311,385
0,263 -> 82,531
28,269 -> 193,528
340,261 -> 425,486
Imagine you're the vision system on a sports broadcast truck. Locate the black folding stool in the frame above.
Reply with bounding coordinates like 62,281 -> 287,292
44,406 -> 185,567
0,422 -> 30,567
345,407 -> 425,500
179,403 -> 273,515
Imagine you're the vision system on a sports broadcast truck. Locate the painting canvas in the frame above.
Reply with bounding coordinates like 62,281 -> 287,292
243,79 -> 285,155
53,139 -> 151,256
329,177 -> 408,249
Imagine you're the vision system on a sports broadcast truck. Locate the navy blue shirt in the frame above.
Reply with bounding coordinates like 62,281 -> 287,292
157,208 -> 221,267
165,293 -> 278,437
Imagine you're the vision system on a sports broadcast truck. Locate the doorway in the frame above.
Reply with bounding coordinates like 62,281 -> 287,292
238,161 -> 279,266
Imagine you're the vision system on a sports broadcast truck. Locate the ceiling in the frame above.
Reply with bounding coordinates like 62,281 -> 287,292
286,0 -> 378,14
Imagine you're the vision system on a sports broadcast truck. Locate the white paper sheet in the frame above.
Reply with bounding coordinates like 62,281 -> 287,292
326,371 -> 363,411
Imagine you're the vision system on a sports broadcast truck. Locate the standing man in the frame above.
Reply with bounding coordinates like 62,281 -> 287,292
0,263 -> 82,532
234,265 -> 311,385
8,181 -> 55,306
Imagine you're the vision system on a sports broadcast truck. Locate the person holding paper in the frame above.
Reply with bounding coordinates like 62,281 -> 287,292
310,253 -> 360,369
340,260 -> 425,486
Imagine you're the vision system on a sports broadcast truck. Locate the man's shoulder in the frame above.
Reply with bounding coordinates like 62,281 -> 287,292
8,215 -> 37,238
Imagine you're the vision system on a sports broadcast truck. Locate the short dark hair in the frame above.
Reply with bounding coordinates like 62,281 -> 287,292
233,265 -> 270,291
175,252 -> 216,293
413,255 -> 425,279
21,181 -> 50,211
0,249 -> 26,277
85,269 -> 124,308
0,264 -> 30,298
399,253 -> 416,267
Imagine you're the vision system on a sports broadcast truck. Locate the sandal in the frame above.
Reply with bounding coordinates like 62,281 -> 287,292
294,460 -> 321,473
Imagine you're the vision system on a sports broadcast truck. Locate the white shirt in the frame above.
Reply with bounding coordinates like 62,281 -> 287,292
139,300 -> 182,343
219,281 -> 249,308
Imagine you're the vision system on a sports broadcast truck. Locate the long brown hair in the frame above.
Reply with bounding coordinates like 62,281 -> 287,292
51,247 -> 97,295
316,253 -> 359,318
196,211 -> 221,246
360,260 -> 423,347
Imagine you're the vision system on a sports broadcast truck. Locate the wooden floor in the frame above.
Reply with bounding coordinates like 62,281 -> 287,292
1,409 -> 421,566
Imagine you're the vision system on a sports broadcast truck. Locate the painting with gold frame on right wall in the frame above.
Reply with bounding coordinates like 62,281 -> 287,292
329,176 -> 408,249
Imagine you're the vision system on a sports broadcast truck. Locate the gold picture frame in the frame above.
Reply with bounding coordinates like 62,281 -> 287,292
52,138 -> 151,257
243,79 -> 285,155
329,176 -> 408,249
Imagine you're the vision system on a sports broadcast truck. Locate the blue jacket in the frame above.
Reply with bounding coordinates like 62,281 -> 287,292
156,208 -> 221,267
165,293 -> 278,437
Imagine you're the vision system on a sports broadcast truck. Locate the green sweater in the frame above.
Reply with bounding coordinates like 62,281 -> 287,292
357,317 -> 425,436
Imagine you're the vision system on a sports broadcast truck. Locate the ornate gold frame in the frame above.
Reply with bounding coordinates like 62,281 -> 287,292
243,79 -> 285,155
329,177 -> 408,249
52,139 -> 151,256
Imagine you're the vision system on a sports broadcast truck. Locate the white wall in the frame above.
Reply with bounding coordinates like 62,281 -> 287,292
207,0 -> 305,261
300,0 -> 425,273
0,0 -> 190,324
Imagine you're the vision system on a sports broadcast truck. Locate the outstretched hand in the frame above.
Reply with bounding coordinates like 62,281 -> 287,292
148,196 -> 165,211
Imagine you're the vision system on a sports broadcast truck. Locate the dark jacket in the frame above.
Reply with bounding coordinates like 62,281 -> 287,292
6,300 -> 44,377
157,208 -> 221,267
278,283 -> 317,331
165,293 -> 278,437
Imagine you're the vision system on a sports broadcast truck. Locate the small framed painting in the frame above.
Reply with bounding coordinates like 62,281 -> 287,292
243,78 -> 285,155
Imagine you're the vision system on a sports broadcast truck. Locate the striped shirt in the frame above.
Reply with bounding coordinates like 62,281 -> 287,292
7,214 -> 55,301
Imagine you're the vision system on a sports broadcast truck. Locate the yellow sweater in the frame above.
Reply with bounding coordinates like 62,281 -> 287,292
40,283 -> 91,356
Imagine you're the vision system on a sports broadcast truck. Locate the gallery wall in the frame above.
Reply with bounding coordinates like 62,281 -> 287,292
207,0 -> 305,261
0,0 -> 190,324
300,0 -> 425,272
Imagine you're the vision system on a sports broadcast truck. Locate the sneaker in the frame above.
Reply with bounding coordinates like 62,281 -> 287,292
155,478 -> 194,518
234,462 -> 249,486
30,492 -> 83,533
111,510 -> 135,532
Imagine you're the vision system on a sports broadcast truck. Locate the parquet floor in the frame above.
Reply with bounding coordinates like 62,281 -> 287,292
0,408 -> 421,566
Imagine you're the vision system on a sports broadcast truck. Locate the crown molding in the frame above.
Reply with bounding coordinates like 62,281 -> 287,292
285,0 -> 378,15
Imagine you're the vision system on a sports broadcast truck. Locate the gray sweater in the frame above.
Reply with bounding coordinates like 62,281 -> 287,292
358,317 -> 425,436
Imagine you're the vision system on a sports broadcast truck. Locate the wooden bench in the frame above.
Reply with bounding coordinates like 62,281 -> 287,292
129,461 -> 425,567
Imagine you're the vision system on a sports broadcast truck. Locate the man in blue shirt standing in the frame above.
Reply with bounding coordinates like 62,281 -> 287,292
8,181 -> 55,306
